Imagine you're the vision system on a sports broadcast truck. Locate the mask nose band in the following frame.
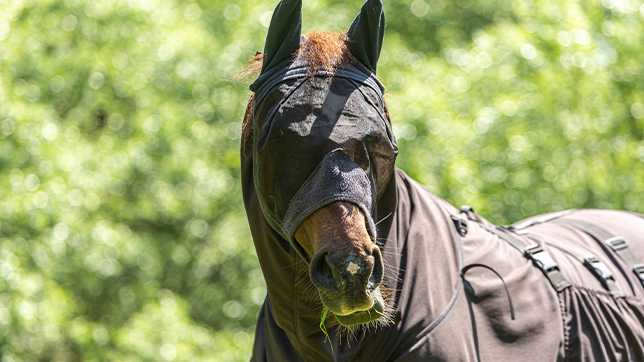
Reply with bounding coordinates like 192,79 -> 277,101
282,149 -> 377,244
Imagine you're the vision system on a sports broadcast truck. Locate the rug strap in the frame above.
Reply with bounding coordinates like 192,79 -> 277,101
531,235 -> 625,298
471,220 -> 572,293
555,219 -> 644,291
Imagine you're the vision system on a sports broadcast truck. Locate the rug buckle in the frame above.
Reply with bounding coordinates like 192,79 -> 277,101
583,256 -> 613,283
524,244 -> 559,273
633,264 -> 644,281
606,236 -> 628,251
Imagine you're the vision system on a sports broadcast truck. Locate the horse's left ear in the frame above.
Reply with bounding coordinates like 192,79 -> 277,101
346,0 -> 385,72
261,0 -> 303,74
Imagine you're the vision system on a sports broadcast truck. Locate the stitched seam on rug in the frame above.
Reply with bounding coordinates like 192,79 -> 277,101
558,290 -> 570,362
572,284 -> 643,303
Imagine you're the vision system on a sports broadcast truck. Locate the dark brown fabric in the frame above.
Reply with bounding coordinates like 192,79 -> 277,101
245,166 -> 644,360
518,211 -> 644,361
561,286 -> 644,361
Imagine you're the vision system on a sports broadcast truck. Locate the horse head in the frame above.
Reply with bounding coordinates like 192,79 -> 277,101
246,0 -> 398,327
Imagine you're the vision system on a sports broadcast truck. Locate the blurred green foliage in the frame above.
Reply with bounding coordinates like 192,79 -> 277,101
0,0 -> 643,360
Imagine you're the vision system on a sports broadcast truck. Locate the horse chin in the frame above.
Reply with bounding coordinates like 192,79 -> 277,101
333,288 -> 386,327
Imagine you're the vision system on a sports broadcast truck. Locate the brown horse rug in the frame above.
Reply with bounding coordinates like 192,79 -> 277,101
245,167 -> 644,361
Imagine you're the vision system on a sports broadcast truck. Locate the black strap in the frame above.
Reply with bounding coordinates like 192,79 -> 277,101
556,218 -> 644,289
533,236 -> 624,298
473,221 -> 571,292
475,222 -> 525,252
461,263 -> 515,320
451,215 -> 468,236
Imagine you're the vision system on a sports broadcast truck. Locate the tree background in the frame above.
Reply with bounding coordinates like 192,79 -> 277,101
0,0 -> 643,360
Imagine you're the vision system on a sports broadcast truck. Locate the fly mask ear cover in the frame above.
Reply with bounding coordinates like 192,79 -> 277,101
249,0 -> 397,262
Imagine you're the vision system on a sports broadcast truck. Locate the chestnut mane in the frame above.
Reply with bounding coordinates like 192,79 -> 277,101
239,30 -> 390,155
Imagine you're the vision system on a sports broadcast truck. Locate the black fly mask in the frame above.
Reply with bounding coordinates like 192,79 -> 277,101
249,0 -> 398,261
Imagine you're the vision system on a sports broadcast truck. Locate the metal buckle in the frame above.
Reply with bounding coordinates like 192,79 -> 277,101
583,256 -> 613,282
524,245 -> 559,272
633,264 -> 644,281
606,236 -> 628,251
451,215 -> 468,236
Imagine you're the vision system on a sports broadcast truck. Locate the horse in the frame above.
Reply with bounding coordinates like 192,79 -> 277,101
240,0 -> 644,360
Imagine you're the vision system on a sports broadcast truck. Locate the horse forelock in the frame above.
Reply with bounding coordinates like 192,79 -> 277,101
239,30 -> 390,156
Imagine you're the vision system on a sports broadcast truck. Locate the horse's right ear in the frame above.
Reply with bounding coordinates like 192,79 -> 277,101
260,0 -> 303,74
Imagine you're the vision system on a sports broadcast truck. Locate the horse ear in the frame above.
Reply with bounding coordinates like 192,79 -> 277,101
346,0 -> 385,72
261,0 -> 303,74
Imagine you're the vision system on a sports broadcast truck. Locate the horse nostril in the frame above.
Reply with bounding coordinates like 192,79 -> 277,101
368,246 -> 384,289
310,252 -> 339,292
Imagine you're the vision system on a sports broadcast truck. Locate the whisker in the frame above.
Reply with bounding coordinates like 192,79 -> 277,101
375,212 -> 393,226
293,274 -> 311,288
282,254 -> 310,270
304,287 -> 319,303
380,249 -> 403,256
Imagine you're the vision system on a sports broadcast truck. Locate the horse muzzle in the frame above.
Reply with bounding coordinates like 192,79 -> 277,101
310,245 -> 385,326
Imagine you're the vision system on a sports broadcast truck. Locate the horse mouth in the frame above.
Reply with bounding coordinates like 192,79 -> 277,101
334,288 -> 386,326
